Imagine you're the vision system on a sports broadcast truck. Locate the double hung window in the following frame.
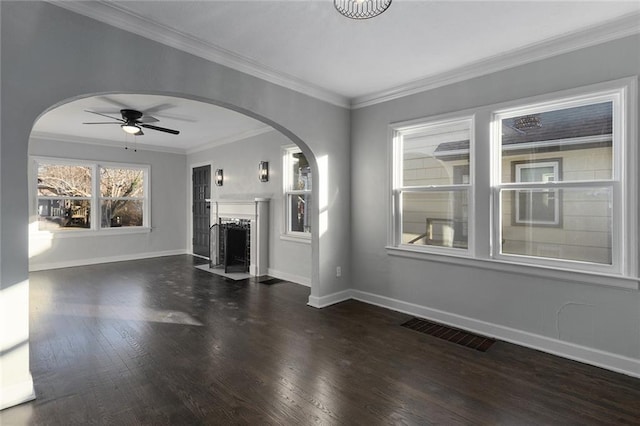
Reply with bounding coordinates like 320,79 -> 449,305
392,117 -> 473,252
391,79 -> 635,278
283,146 -> 312,236
494,95 -> 621,269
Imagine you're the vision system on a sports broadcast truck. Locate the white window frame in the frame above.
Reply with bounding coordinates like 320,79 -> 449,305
491,88 -> 627,275
32,156 -> 151,237
282,145 -> 311,241
390,115 -> 475,256
387,77 -> 637,288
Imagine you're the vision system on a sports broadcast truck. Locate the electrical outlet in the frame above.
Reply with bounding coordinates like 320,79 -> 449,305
336,266 -> 341,277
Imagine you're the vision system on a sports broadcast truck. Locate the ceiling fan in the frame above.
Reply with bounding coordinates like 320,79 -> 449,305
83,109 -> 180,135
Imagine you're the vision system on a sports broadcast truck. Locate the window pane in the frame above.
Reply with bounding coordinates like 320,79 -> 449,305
401,191 -> 468,249
101,200 -> 143,228
100,167 -> 144,198
37,199 -> 91,230
501,187 -> 612,264
501,102 -> 612,183
290,152 -> 312,191
402,122 -> 470,187
289,193 -> 311,233
37,164 -> 92,197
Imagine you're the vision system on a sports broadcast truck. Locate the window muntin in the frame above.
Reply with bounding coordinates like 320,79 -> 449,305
34,159 -> 149,233
393,117 -> 473,252
494,93 -> 620,270
283,147 -> 312,235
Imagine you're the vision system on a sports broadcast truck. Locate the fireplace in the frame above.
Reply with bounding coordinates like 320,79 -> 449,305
206,198 -> 269,276
210,219 -> 251,273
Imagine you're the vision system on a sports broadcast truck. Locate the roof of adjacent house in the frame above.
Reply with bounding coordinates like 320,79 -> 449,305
434,102 -> 612,155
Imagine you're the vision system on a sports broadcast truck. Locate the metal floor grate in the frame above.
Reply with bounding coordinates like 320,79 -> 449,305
258,278 -> 285,285
401,317 -> 495,352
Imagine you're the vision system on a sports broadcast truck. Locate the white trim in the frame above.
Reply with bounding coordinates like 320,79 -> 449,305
186,127 -> 275,154
28,249 -> 187,272
349,289 -> 640,379
30,227 -> 151,239
0,376 -> 36,411
307,289 -> 353,308
47,1 -> 349,109
267,268 -> 311,287
30,132 -> 186,155
385,246 -> 639,291
352,12 -> 640,108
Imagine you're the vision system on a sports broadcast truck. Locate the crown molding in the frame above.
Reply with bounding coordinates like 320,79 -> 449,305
48,1 -> 350,109
30,131 -> 187,155
351,11 -> 640,109
186,126 -> 275,155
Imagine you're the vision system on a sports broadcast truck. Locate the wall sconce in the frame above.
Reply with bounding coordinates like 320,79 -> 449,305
259,161 -> 269,182
215,169 -> 223,186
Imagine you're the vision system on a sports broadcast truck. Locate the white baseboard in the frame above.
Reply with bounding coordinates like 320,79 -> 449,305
29,249 -> 188,272
307,289 -> 353,308
267,268 -> 311,287
306,288 -> 640,378
0,375 -> 36,411
350,289 -> 640,379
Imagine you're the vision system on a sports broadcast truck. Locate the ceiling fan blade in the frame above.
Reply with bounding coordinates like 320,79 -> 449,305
135,129 -> 144,136
138,115 -> 160,124
153,112 -> 198,123
142,103 -> 175,115
85,110 -> 123,122
83,122 -> 122,124
97,95 -> 130,110
140,123 -> 180,135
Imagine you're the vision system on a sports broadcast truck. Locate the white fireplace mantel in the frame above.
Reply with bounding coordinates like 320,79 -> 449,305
210,198 -> 269,276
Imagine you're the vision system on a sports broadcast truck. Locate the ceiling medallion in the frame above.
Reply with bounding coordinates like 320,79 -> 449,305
513,114 -> 542,131
334,0 -> 392,19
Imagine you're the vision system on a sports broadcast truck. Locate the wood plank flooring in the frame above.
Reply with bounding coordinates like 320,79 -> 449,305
2,255 -> 640,425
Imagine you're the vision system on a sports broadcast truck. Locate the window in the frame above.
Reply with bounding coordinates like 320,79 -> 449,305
392,117 -> 473,251
495,97 -> 619,268
283,146 -> 312,235
390,78 -> 635,279
35,158 -> 149,233
100,167 -> 145,228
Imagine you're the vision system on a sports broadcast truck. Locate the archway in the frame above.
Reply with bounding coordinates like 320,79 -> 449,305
1,1 -> 351,409
28,92 -> 317,288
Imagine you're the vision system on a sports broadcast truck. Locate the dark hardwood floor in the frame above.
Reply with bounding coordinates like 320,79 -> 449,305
2,255 -> 640,425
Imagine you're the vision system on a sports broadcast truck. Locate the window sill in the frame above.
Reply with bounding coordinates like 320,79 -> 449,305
280,233 -> 311,244
385,246 -> 639,291
30,227 -> 152,239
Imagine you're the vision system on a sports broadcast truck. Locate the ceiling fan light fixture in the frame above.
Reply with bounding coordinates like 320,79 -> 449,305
334,0 -> 392,19
121,123 -> 142,134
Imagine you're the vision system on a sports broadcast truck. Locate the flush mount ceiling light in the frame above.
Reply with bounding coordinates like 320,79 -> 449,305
121,123 -> 142,135
334,0 -> 392,19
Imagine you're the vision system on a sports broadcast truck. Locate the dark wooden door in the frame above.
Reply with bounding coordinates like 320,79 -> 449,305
192,165 -> 211,258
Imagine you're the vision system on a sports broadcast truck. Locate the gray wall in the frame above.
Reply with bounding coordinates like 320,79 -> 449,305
28,138 -> 187,270
0,1 -> 350,408
351,35 -> 640,374
186,130 -> 311,284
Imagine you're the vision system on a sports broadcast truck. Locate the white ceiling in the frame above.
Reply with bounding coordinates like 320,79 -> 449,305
35,1 -> 640,152
32,94 -> 270,153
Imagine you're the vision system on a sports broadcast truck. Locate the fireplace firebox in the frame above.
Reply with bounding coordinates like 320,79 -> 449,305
210,218 -> 251,273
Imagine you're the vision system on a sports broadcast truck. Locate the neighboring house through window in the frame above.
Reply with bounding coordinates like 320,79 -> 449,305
390,78 -> 635,278
392,117 -> 473,251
